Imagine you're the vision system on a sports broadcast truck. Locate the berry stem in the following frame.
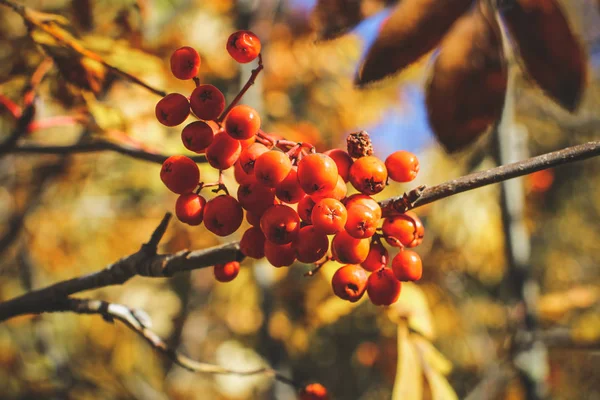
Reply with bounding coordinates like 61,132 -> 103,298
192,77 -> 200,87
304,256 -> 332,277
216,53 -> 264,123
198,170 -> 229,195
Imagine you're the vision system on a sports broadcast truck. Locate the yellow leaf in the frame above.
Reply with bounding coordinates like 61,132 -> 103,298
392,322 -> 423,400
412,335 -> 453,376
387,282 -> 435,339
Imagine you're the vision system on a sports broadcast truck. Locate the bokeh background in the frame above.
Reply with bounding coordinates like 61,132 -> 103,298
0,0 -> 599,399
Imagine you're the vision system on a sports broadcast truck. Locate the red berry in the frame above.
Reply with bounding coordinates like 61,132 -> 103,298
175,193 -> 206,225
240,226 -> 266,259
361,240 -> 388,272
227,30 -> 261,63
205,131 -> 242,170
381,211 -> 424,248
246,209 -> 261,227
155,93 -> 190,127
324,149 -> 353,182
239,142 -> 269,174
225,105 -> 261,140
300,383 -> 329,400
203,195 -> 243,236
392,250 -> 422,281
170,46 -> 200,80
331,230 -> 369,264
264,241 -> 296,267
260,204 -> 301,245
214,261 -> 240,282
237,182 -> 276,216
367,268 -> 401,306
275,167 -> 305,204
344,204 -> 378,239
385,150 -> 419,182
331,264 -> 368,302
297,195 -> 317,223
234,160 -> 256,185
160,155 -> 199,194
297,153 -> 339,197
293,226 -> 329,263
349,156 -> 388,195
254,150 -> 292,188
311,198 -> 348,235
181,121 -> 214,153
190,84 -> 225,121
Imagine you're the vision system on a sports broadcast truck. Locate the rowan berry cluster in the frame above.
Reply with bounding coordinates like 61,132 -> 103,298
156,31 -> 425,310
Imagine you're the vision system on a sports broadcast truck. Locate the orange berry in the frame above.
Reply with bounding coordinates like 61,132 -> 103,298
155,93 -> 190,127
239,142 -> 269,174
160,155 -> 199,194
225,105 -> 261,140
275,167 -> 305,204
331,230 -> 369,264
310,175 -> 347,202
331,264 -> 368,302
361,240 -> 388,272
311,198 -> 347,235
237,182 -> 276,215
260,204 -> 301,245
254,150 -> 292,188
344,204 -> 378,239
205,131 -> 241,170
385,150 -> 419,182
367,268 -> 401,306
214,261 -> 240,282
343,194 -> 382,220
190,84 -> 225,121
300,383 -> 329,400
175,193 -> 206,225
293,226 -> 329,263
349,156 -> 388,195
392,250 -> 422,281
240,226 -> 266,259
324,149 -> 353,182
297,153 -> 339,196
227,30 -> 261,63
382,211 -> 424,248
203,195 -> 243,236
181,121 -> 214,153
234,160 -> 256,185
264,241 -> 296,267
170,46 -> 200,80
297,195 -> 317,223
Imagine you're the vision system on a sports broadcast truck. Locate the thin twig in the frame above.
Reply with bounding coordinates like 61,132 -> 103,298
216,54 -> 264,123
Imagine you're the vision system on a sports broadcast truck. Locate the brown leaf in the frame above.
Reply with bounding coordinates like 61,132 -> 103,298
356,0 -> 472,85
425,6 -> 507,152
311,0 -> 363,40
502,0 -> 587,111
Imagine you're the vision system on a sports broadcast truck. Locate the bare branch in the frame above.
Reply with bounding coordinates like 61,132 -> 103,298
380,140 -> 600,216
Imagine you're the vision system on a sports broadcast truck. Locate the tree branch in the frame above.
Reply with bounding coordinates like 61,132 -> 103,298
380,140 -> 600,216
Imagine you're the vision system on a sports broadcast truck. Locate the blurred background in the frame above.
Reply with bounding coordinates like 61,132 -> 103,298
0,0 -> 599,399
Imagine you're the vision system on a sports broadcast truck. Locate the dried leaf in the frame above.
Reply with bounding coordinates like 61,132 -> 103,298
311,0 -> 363,40
412,334 -> 453,376
387,282 -> 435,339
425,6 -> 507,152
356,0 -> 472,85
502,0 -> 587,111
392,323 -> 423,400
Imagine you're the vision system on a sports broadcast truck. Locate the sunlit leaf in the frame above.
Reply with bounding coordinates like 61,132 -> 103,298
356,0 -> 472,85
387,282 -> 435,339
502,0 -> 587,111
425,5 -> 507,152
412,334 -> 453,375
392,322 -> 423,400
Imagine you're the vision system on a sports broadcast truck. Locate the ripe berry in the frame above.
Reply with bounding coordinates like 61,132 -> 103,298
190,84 -> 225,121
345,204 -> 378,239
264,241 -> 296,267
260,204 -> 300,245
246,209 -> 261,226
203,195 -> 243,236
160,155 -> 199,194
331,230 -> 369,264
275,167 -> 305,204
297,195 -> 317,223
170,46 -> 200,80
237,182 -> 276,215
331,264 -> 368,302
155,93 -> 190,127
385,150 -> 419,182
367,268 -> 401,306
175,193 -> 206,225
311,198 -> 347,235
297,153 -> 339,197
214,261 -> 240,282
324,149 -> 353,182
205,131 -> 242,170
311,175 -> 347,202
343,194 -> 382,220
349,156 -> 388,195
293,226 -> 329,263
239,142 -> 269,174
254,150 -> 292,188
300,383 -> 329,400
382,211 -> 424,248
392,250 -> 422,281
234,160 -> 256,185
240,226 -> 266,259
225,105 -> 261,140
361,240 -> 388,272
181,121 -> 214,153
227,30 -> 261,64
